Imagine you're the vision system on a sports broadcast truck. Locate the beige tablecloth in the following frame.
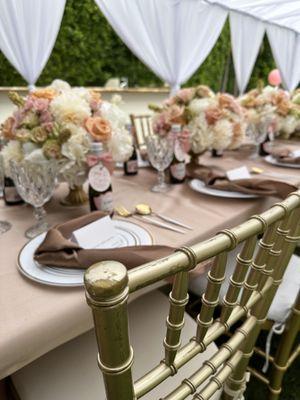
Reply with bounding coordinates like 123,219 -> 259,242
0,153 -> 298,379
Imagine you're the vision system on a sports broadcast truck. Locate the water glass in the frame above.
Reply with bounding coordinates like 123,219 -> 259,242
0,155 -> 12,235
10,160 -> 57,238
246,117 -> 273,159
146,135 -> 174,192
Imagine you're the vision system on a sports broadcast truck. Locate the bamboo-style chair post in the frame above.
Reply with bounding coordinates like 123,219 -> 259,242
84,261 -> 135,400
196,251 -> 228,343
164,270 -> 189,366
223,201 -> 300,400
268,293 -> 300,400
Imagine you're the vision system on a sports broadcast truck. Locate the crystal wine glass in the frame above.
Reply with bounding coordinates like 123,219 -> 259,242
0,155 -> 12,234
246,116 -> 273,159
10,160 -> 57,238
146,134 -> 174,192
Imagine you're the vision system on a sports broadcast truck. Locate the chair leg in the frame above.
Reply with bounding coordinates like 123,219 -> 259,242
268,294 -> 300,400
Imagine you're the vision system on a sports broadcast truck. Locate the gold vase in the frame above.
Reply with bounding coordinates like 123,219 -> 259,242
61,185 -> 88,207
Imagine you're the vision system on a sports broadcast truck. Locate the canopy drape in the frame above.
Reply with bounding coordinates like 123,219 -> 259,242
0,0 -> 66,88
95,0 -> 227,94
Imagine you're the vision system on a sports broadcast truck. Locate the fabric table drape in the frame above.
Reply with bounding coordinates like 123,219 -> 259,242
0,0 -> 66,87
95,0 -> 227,94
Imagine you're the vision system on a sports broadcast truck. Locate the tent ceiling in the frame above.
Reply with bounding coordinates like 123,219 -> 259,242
205,0 -> 300,34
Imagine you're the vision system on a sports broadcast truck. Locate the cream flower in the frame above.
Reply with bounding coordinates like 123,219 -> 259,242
24,148 -> 48,163
188,114 -> 213,154
61,128 -> 91,163
100,101 -> 128,130
108,128 -> 133,162
50,91 -> 91,125
188,98 -> 214,116
212,119 -> 233,150
50,79 -> 71,93
1,140 -> 23,176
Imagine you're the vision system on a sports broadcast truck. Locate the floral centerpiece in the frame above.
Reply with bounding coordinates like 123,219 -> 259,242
150,85 -> 246,161
240,86 -> 300,139
0,80 -> 133,205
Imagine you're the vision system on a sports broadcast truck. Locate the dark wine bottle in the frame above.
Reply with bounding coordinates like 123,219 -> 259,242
170,124 -> 186,184
4,177 -> 24,206
88,142 -> 114,215
124,124 -> 138,175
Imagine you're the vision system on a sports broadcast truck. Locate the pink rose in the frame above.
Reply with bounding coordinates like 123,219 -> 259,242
218,93 -> 242,115
153,112 -> 171,136
176,88 -> 194,104
163,96 -> 177,107
166,104 -> 185,124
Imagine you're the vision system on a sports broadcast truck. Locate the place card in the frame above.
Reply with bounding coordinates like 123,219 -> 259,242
226,166 -> 251,181
72,216 -> 117,249
291,149 -> 300,158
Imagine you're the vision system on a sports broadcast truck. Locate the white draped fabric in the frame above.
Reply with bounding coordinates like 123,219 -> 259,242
95,0 -> 227,94
267,25 -> 300,91
230,11 -> 265,93
0,0 -> 66,87
206,0 -> 300,91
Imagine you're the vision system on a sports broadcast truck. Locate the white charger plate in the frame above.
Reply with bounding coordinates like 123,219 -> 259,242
189,179 -> 259,199
18,219 -> 153,287
264,155 -> 300,169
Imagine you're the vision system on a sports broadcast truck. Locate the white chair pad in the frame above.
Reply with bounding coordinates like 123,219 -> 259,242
12,289 -> 220,400
189,249 -> 300,324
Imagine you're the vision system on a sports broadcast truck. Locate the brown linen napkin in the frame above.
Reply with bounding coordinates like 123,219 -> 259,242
268,147 -> 300,164
34,211 -> 176,270
187,163 -> 298,199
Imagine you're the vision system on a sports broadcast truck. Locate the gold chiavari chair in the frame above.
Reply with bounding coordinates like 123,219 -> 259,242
11,191 -> 300,399
83,190 -> 300,400
130,114 -> 153,155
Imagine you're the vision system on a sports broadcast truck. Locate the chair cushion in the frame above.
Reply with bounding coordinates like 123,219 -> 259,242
12,289 -> 220,400
189,250 -> 300,324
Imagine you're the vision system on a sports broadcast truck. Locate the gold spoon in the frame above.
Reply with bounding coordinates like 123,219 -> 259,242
114,205 -> 185,234
135,203 -> 193,230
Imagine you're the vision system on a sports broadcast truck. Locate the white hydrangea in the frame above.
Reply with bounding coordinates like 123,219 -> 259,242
1,140 -> 23,176
50,91 -> 91,125
188,98 -> 214,116
61,124 -> 91,163
24,149 -> 47,163
50,79 -> 71,93
100,101 -> 128,130
188,114 -> 213,154
212,119 -> 233,151
108,128 -> 133,162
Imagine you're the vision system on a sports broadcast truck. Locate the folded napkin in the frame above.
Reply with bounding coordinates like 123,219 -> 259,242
34,212 -> 175,269
187,163 -> 297,199
269,147 -> 300,165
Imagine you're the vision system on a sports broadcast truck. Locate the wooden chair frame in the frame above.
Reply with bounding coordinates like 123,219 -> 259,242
130,114 -> 153,154
84,191 -> 300,400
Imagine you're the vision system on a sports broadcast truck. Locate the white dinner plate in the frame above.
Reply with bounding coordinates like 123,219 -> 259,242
264,155 -> 300,169
18,219 -> 153,287
189,179 -> 259,199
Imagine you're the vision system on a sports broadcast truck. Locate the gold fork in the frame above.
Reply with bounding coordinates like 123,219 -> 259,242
114,205 -> 185,234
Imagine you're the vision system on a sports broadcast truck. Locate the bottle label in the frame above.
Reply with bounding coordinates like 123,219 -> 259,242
174,140 -> 185,162
88,164 -> 111,192
170,162 -> 186,181
93,192 -> 114,213
126,160 -> 138,173
4,187 -> 22,203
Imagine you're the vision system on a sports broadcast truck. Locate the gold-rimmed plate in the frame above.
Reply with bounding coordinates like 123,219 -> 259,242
17,219 -> 153,287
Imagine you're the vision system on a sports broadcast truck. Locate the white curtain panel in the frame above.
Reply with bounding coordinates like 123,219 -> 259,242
230,11 -> 265,94
95,0 -> 227,94
0,0 -> 66,87
267,25 -> 300,91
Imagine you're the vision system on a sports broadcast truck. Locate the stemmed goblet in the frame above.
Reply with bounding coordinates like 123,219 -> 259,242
146,134 -> 174,192
246,114 -> 274,159
10,160 -> 57,238
0,155 -> 12,234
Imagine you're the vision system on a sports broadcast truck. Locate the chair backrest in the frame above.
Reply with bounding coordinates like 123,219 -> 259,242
84,191 -> 300,400
130,114 -> 153,154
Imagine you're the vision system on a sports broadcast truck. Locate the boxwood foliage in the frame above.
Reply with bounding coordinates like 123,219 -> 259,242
0,0 -> 275,92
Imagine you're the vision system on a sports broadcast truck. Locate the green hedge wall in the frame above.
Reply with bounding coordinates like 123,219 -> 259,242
0,0 -> 275,92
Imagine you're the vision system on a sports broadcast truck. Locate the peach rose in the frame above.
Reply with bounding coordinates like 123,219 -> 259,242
205,107 -> 223,125
219,93 -> 242,115
176,88 -> 195,104
1,117 -> 16,139
31,88 -> 57,101
166,104 -> 186,124
85,117 -> 112,142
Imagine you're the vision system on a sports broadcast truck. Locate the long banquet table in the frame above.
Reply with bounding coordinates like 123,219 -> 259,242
0,152 -> 297,380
